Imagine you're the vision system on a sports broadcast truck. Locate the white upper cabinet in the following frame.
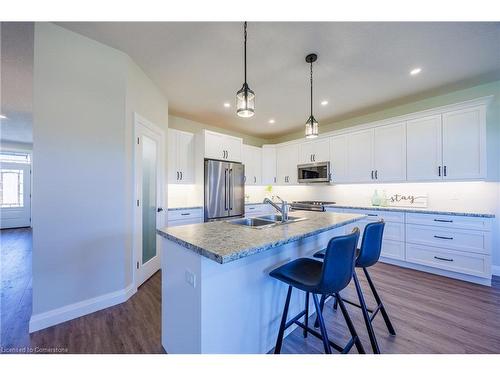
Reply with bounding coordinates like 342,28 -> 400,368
442,107 -> 486,180
168,129 -> 194,184
204,130 -> 242,162
299,138 -> 330,164
242,144 -> 262,185
276,143 -> 299,184
373,122 -> 406,182
346,129 -> 374,183
261,145 -> 277,184
407,115 -> 443,181
330,135 -> 348,183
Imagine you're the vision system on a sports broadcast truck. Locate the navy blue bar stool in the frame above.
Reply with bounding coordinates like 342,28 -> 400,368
313,220 -> 396,354
269,228 -> 365,354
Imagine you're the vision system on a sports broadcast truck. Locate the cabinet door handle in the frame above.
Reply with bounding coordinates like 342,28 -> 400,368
375,170 -> 378,179
180,171 -> 183,180
176,171 -> 179,180
274,177 -> 276,183
434,235 -> 453,240
313,154 -> 316,162
434,218 -> 453,223
310,155 -> 313,162
438,166 -> 441,177
254,176 -> 256,183
371,170 -> 374,179
434,256 -> 453,262
444,165 -> 447,177
181,213 -> 191,216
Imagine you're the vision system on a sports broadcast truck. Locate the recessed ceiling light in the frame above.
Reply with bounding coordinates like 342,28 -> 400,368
268,119 -> 275,124
410,68 -> 422,76
223,102 -> 231,108
321,100 -> 329,106
0,114 -> 7,119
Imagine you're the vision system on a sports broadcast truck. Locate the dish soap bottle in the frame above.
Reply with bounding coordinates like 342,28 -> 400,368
371,189 -> 381,206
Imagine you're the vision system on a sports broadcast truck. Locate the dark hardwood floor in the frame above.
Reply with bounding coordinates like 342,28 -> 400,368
2,227 -> 500,354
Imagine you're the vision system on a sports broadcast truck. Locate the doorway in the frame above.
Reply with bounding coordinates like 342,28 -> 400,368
0,151 -> 32,229
133,114 -> 165,288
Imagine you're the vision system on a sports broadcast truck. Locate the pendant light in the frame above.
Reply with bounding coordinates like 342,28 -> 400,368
236,22 -> 255,118
305,53 -> 319,138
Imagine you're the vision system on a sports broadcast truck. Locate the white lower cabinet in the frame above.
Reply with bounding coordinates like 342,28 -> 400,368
405,243 -> 491,279
167,208 -> 203,227
324,207 -> 493,284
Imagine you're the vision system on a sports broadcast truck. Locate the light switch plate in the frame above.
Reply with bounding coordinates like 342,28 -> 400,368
185,269 -> 196,288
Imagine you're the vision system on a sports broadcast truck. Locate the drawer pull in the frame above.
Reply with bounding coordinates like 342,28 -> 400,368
248,207 -> 255,210
181,213 -> 191,216
367,214 -> 378,217
434,256 -> 454,262
434,235 -> 453,240
434,219 -> 453,223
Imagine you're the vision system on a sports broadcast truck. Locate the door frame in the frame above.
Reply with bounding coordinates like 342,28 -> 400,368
0,147 -> 33,229
133,113 -> 166,289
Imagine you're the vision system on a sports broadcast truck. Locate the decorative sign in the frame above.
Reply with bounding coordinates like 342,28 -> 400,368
386,193 -> 428,208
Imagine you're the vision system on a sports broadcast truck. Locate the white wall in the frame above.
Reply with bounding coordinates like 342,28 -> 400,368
32,23 -> 168,328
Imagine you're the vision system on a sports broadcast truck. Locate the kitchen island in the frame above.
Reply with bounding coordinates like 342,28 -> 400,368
157,210 -> 365,354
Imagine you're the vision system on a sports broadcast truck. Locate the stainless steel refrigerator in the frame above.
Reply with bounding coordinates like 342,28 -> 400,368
204,159 -> 245,222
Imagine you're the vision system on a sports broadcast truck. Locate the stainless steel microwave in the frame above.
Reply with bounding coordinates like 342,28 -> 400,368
297,162 -> 331,183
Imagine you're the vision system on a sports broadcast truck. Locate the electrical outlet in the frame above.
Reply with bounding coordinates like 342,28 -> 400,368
185,270 -> 196,288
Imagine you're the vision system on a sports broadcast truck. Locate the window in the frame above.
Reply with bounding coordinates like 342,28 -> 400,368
0,151 -> 31,164
0,169 -> 24,208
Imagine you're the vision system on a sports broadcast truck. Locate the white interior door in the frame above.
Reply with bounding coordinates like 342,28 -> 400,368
134,115 -> 165,288
0,161 -> 31,229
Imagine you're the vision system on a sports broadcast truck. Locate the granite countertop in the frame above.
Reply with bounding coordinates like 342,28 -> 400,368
324,204 -> 495,218
157,211 -> 366,264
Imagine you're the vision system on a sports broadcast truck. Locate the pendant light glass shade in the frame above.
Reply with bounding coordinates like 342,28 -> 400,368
304,53 -> 319,138
305,115 -> 318,138
236,83 -> 255,118
236,22 -> 255,118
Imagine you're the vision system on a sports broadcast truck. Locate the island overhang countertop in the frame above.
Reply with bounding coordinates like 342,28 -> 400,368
157,211 -> 366,264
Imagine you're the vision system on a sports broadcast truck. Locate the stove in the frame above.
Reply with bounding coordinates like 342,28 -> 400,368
290,201 -> 336,212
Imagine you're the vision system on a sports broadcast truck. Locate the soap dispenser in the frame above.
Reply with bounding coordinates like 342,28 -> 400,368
371,189 -> 381,206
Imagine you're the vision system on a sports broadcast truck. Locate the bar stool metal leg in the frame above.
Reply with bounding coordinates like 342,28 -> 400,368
303,292 -> 309,338
313,294 -> 327,328
312,293 -> 332,354
353,271 -> 380,353
363,267 -> 396,335
274,285 -> 292,354
336,293 -> 365,354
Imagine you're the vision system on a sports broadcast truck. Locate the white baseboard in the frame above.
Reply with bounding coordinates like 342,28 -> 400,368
29,283 -> 137,333
492,265 -> 500,277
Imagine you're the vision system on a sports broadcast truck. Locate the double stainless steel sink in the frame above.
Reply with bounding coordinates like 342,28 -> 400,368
229,215 -> 307,229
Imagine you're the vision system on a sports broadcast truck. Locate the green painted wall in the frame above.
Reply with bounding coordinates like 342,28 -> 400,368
168,115 -> 267,147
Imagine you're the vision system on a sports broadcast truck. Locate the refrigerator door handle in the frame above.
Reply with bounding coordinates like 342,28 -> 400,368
224,168 -> 228,211
228,168 -> 233,210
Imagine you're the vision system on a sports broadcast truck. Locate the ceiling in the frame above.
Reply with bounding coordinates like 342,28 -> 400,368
1,22 -> 34,144
2,22 -> 500,143
58,22 -> 500,140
